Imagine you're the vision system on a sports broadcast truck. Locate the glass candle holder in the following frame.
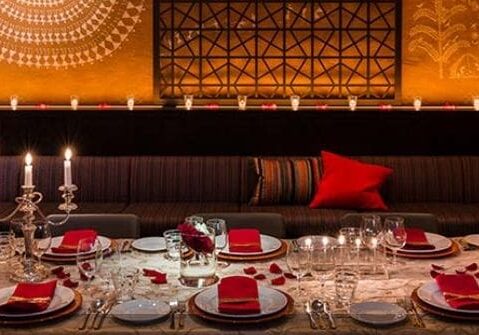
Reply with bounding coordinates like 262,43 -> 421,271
127,96 -> 135,111
70,96 -> 79,111
237,95 -> 247,110
474,97 -> 479,111
290,95 -> 300,111
348,96 -> 357,111
413,97 -> 422,111
184,95 -> 194,110
10,95 -> 18,111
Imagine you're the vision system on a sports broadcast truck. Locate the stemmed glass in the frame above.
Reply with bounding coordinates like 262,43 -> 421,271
206,218 -> 228,268
0,231 -> 15,263
382,216 -> 407,266
360,215 -> 382,273
310,237 -> 334,295
286,241 -> 311,297
32,221 -> 52,272
76,237 -> 103,292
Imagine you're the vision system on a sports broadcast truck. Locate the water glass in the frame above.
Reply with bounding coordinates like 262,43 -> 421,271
76,237 -> 103,291
286,241 -> 311,297
0,232 -> 15,262
360,215 -> 382,272
383,216 -> 407,266
32,221 -> 52,268
206,218 -> 227,251
310,238 -> 334,293
163,229 -> 182,261
334,266 -> 359,310
339,227 -> 361,247
112,268 -> 140,302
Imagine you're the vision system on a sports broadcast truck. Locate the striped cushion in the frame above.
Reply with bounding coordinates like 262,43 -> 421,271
250,158 -> 319,205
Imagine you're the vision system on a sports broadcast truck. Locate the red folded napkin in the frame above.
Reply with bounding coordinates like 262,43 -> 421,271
228,229 -> 262,253
0,280 -> 57,314
50,229 -> 98,254
218,276 -> 261,315
435,274 -> 479,310
402,228 -> 435,251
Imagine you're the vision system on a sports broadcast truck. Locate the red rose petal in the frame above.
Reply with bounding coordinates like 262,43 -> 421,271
271,276 -> 286,286
56,271 -> 71,279
143,269 -> 164,277
475,272 -> 479,279
284,273 -> 297,279
254,274 -> 266,280
151,273 -> 167,284
456,269 -> 466,275
430,270 -> 441,279
269,263 -> 283,274
63,279 -> 79,289
51,266 -> 64,275
431,264 -> 445,271
81,262 -> 92,272
466,263 -> 478,272
243,266 -> 257,275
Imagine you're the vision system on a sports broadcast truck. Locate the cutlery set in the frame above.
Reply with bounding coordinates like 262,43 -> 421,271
169,300 -> 187,329
305,300 -> 336,330
78,297 -> 117,330
399,297 -> 426,328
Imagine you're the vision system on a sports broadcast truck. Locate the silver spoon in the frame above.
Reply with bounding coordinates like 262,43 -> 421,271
79,299 -> 104,330
311,299 -> 326,329
88,298 -> 106,329
313,299 -> 336,329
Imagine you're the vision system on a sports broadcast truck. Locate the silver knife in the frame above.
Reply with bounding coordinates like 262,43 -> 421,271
94,300 -> 116,330
323,302 -> 336,329
304,302 -> 318,329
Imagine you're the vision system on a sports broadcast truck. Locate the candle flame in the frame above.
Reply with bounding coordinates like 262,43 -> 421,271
25,153 -> 32,165
65,148 -> 73,160
338,235 -> 346,245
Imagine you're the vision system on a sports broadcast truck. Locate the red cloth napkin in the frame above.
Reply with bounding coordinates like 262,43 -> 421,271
435,274 -> 479,310
0,280 -> 57,314
50,229 -> 98,254
228,229 -> 262,253
402,228 -> 435,251
218,276 -> 261,315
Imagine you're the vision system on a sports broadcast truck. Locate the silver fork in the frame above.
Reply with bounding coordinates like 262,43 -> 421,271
399,298 -> 422,328
169,300 -> 178,329
409,298 -> 426,328
178,301 -> 187,329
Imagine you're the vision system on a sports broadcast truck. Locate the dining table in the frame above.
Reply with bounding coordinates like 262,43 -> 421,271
0,237 -> 478,335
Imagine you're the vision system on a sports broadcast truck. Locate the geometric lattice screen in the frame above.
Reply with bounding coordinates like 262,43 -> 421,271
156,1 -> 400,101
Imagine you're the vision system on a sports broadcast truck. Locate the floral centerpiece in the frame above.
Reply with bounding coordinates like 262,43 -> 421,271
177,221 -> 217,281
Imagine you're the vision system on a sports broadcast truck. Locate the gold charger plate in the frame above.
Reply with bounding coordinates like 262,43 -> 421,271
218,240 -> 287,263
188,289 -> 294,324
411,287 -> 479,321
381,240 -> 460,259
0,289 -> 82,326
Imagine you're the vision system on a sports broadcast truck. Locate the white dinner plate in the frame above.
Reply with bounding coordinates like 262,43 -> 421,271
417,281 -> 479,314
297,235 -> 338,247
221,234 -> 282,256
396,232 -> 452,254
464,235 -> 479,248
131,237 -> 166,252
45,235 -> 111,256
350,301 -> 407,326
0,285 -> 75,318
194,285 -> 288,319
111,299 -> 170,324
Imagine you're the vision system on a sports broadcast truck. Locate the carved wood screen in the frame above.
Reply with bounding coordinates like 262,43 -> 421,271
155,1 -> 401,103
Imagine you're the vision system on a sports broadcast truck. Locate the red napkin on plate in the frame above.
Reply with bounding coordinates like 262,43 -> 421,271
435,274 -> 479,310
402,228 -> 435,251
50,229 -> 98,254
218,276 -> 261,314
228,229 -> 262,253
0,280 -> 57,314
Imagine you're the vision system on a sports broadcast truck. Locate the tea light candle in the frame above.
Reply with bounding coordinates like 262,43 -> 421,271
348,96 -> 358,111
184,95 -> 194,110
237,95 -> 247,110
24,153 -> 33,187
10,96 -> 18,111
70,96 -> 79,111
290,95 -> 300,111
413,97 -> 422,111
355,237 -> 362,249
64,148 -> 72,187
127,97 -> 135,111
338,234 -> 346,245
474,97 -> 479,112
322,236 -> 329,247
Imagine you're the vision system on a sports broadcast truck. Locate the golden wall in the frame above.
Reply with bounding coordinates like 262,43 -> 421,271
0,0 -> 477,105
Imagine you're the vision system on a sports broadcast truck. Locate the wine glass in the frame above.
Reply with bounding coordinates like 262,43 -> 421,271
310,237 -> 335,295
76,237 -> 103,292
382,216 -> 407,266
360,215 -> 382,273
286,241 -> 311,297
0,231 -> 15,263
32,221 -> 52,272
206,218 -> 228,268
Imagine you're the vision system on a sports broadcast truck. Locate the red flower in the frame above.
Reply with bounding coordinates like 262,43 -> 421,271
271,276 -> 286,286
244,266 -> 257,275
269,263 -> 283,274
151,273 -> 167,284
143,269 -> 165,277
177,223 -> 214,254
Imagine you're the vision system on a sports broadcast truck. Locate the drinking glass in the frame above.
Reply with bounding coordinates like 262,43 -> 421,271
310,237 -> 334,294
360,215 -> 382,273
286,241 -> 311,297
184,216 -> 204,225
32,221 -> 52,270
206,218 -> 228,268
339,227 -> 361,247
334,265 -> 359,310
0,232 -> 15,263
382,216 -> 407,266
76,237 -> 103,291
163,229 -> 182,261
112,268 -> 140,303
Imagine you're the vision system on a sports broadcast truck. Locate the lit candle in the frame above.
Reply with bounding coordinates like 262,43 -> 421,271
64,148 -> 72,187
237,95 -> 247,110
322,236 -> 329,247
355,238 -> 362,249
474,97 -> 479,112
24,153 -> 33,187
10,95 -> 18,111
338,234 -> 346,246
348,96 -> 358,111
70,96 -> 79,111
413,97 -> 422,111
290,95 -> 300,111
127,97 -> 135,111
184,95 -> 194,111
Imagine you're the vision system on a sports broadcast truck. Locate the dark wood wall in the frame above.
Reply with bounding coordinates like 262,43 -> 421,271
0,110 -> 478,156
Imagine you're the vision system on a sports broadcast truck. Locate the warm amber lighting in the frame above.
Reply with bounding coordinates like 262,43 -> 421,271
25,153 -> 32,165
127,96 -> 135,111
413,97 -> 422,111
348,96 -> 358,111
10,95 -> 18,111
70,96 -> 79,110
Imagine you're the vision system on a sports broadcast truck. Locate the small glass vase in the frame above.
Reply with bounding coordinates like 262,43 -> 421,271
179,227 -> 217,288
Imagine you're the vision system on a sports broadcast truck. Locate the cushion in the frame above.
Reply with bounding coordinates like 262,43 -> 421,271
310,151 -> 393,210
249,158 -> 319,205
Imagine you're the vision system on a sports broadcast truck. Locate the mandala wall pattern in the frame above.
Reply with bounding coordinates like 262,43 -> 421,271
0,0 -> 146,69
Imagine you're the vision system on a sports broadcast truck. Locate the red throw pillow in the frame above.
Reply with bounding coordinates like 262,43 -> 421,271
309,151 -> 393,210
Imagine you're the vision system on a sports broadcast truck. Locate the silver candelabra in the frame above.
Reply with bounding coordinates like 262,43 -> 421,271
0,183 -> 78,282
